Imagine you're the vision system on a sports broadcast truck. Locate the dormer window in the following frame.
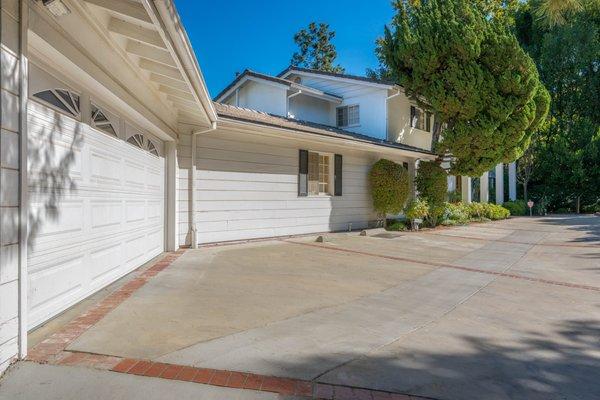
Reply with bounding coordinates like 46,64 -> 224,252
336,104 -> 359,127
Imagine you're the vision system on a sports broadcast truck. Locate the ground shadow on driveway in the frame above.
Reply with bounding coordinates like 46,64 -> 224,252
269,318 -> 600,400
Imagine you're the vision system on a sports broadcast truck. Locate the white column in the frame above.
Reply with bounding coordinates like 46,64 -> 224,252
165,141 -> 178,251
495,163 -> 504,204
480,171 -> 489,203
447,175 -> 457,193
188,134 -> 198,249
408,158 -> 420,199
461,176 -> 472,203
508,162 -> 517,201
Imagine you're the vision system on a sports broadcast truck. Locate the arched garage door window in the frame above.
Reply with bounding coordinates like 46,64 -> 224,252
91,105 -> 117,137
126,133 -> 159,156
33,89 -> 80,119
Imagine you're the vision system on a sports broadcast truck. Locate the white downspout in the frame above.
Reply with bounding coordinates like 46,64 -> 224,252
385,88 -> 401,142
189,122 -> 217,249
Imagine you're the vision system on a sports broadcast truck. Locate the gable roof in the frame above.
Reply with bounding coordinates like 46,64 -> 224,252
213,69 -> 343,103
277,66 -> 397,87
214,102 -> 433,156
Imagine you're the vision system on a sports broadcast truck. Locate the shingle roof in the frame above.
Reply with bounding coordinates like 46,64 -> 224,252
214,102 -> 433,156
213,69 -> 342,102
277,66 -> 397,87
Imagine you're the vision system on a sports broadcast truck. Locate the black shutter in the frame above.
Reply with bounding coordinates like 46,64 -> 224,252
410,106 -> 416,128
298,149 -> 308,196
426,112 -> 432,132
334,154 -> 343,196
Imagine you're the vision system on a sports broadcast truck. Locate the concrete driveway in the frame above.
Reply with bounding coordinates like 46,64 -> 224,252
1,215 -> 599,400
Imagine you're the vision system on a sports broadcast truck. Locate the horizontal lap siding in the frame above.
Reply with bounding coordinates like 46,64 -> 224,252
178,130 -> 379,245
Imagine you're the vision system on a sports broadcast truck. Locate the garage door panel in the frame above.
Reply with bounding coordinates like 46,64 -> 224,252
28,256 -> 84,316
90,200 -> 123,230
27,104 -> 165,329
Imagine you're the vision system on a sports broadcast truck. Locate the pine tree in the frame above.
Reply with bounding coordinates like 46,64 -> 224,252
379,0 -> 550,177
291,22 -> 345,73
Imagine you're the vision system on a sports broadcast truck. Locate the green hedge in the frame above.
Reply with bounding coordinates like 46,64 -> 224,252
441,202 -> 510,225
503,200 -> 527,216
369,159 -> 410,216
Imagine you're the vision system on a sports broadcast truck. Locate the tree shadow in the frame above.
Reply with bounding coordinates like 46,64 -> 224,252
537,215 -> 600,244
268,318 -> 600,400
27,108 -> 82,249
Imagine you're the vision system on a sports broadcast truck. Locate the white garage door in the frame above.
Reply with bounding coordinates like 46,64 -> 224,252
26,102 -> 165,329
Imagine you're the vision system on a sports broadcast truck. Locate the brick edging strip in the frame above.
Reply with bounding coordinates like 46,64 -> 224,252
422,230 -> 599,248
27,250 -> 186,363
286,241 -> 600,293
48,351 -> 432,400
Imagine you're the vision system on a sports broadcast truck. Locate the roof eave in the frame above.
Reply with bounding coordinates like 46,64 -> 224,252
215,114 -> 435,159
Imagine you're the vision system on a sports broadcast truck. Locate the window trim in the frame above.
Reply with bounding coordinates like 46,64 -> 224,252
336,104 -> 360,128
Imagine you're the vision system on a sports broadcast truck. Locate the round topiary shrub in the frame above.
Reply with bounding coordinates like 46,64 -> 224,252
415,161 -> 448,205
369,159 -> 410,218
415,161 -> 448,226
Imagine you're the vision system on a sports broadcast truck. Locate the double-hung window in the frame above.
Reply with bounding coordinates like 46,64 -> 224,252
336,104 -> 359,127
308,152 -> 331,195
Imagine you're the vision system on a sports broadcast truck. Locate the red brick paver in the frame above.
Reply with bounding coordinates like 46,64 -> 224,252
286,240 -> 600,293
26,250 -> 186,364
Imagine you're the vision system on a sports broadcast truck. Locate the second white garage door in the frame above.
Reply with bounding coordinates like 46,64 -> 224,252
26,101 -> 165,329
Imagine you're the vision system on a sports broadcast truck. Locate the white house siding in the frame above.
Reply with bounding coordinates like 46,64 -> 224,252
387,92 -> 433,150
0,0 -> 22,374
288,95 -> 334,126
287,74 -> 388,139
176,128 -> 415,246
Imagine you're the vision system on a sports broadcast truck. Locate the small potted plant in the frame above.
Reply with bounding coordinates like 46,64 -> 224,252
405,198 -> 429,230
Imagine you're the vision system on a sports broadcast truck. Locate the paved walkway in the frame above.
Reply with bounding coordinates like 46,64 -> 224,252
1,215 -> 599,400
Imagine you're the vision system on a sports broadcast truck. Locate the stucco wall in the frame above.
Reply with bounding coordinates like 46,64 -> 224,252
387,93 -> 433,151
176,127 -> 416,246
236,81 -> 287,117
288,95 -> 333,125
0,0 -> 21,374
289,74 -> 388,140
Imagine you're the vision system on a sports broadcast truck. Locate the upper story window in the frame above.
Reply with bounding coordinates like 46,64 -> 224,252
33,89 -> 81,119
127,133 -> 159,156
410,106 -> 425,130
91,105 -> 117,137
337,104 -> 359,128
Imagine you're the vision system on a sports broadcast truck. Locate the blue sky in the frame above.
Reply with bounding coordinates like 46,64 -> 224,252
174,0 -> 396,97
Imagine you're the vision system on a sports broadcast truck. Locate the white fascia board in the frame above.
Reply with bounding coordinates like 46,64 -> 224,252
144,0 -> 217,125
290,84 -> 342,104
281,69 -> 394,90
217,118 -> 436,160
28,31 -> 178,140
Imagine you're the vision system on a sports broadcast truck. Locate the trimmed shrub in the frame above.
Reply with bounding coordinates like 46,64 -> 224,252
405,198 -> 429,221
369,159 -> 410,217
503,200 -> 527,216
443,202 -> 470,225
387,219 -> 409,231
483,203 -> 511,220
415,162 -> 448,205
415,161 -> 448,226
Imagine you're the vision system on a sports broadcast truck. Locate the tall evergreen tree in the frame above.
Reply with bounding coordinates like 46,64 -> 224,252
377,0 -> 550,177
291,22 -> 345,73
515,0 -> 600,212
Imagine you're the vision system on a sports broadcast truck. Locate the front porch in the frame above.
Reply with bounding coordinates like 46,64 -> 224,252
447,162 -> 518,204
